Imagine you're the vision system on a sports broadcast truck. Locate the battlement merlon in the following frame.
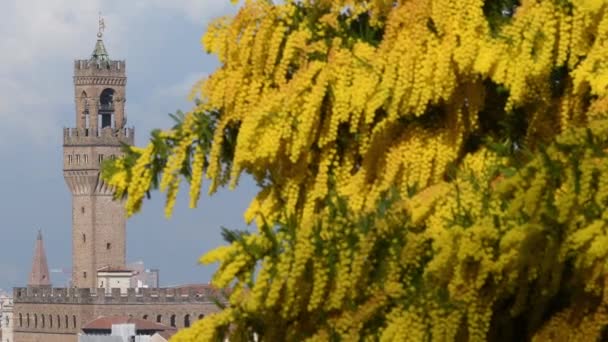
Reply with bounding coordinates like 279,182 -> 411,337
74,60 -> 126,75
63,127 -> 134,146
12,287 -> 225,305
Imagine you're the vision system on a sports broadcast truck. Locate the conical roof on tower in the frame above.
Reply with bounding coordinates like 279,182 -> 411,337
91,38 -> 110,62
90,38 -> 111,66
90,14 -> 111,67
28,230 -> 51,288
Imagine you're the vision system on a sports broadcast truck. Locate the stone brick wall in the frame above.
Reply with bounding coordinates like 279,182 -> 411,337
63,127 -> 134,147
0,296 -> 13,342
12,288 -> 221,342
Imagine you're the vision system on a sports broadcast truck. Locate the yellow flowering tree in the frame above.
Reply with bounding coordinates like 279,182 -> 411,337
103,0 -> 608,340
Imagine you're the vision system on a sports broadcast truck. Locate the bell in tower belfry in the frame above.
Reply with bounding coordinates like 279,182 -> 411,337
63,21 -> 134,289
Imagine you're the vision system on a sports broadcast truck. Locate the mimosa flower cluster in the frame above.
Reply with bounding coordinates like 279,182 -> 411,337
101,0 -> 608,340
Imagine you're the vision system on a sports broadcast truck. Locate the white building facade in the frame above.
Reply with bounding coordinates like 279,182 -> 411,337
0,294 -> 14,342
97,269 -> 133,295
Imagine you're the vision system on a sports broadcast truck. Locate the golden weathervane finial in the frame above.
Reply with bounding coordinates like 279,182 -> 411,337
97,12 -> 105,39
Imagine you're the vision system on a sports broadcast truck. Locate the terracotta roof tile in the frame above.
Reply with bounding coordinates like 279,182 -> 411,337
156,330 -> 177,340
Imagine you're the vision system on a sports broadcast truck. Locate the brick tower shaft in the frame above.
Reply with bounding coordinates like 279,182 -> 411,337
63,34 -> 133,288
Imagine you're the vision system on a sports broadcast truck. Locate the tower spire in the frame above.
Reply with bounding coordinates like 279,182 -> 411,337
90,13 -> 110,66
28,230 -> 51,288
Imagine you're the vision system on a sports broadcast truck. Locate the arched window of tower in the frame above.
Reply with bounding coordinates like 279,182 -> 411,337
57,315 -> 60,329
81,91 -> 89,113
34,314 -> 37,328
19,313 -> 22,327
81,91 -> 90,130
99,88 -> 115,129
184,314 -> 190,328
170,314 -> 176,327
73,315 -> 76,329
142,314 -> 148,320
65,315 -> 68,329
156,315 -> 162,323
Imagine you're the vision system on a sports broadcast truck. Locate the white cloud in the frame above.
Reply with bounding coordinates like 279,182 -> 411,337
140,0 -> 238,23
0,0 -> 101,67
0,0 -> 235,147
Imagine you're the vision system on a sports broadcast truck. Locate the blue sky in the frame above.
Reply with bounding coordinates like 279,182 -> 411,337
0,0 -> 258,290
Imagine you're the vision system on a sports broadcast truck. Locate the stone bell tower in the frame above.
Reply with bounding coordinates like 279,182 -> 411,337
63,22 -> 134,288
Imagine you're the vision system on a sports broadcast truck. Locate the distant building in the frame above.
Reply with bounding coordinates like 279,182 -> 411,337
0,294 -> 13,342
127,262 -> 159,289
12,24 -> 224,342
97,268 -> 133,295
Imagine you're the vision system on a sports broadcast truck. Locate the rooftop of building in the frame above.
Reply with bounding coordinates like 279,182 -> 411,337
83,316 -> 175,332
97,266 -> 134,273
155,330 -> 174,340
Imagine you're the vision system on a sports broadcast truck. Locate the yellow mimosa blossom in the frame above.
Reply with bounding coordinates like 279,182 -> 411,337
100,0 -> 608,340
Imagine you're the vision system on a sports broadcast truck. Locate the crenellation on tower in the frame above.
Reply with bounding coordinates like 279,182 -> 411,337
63,127 -> 134,146
74,59 -> 126,72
